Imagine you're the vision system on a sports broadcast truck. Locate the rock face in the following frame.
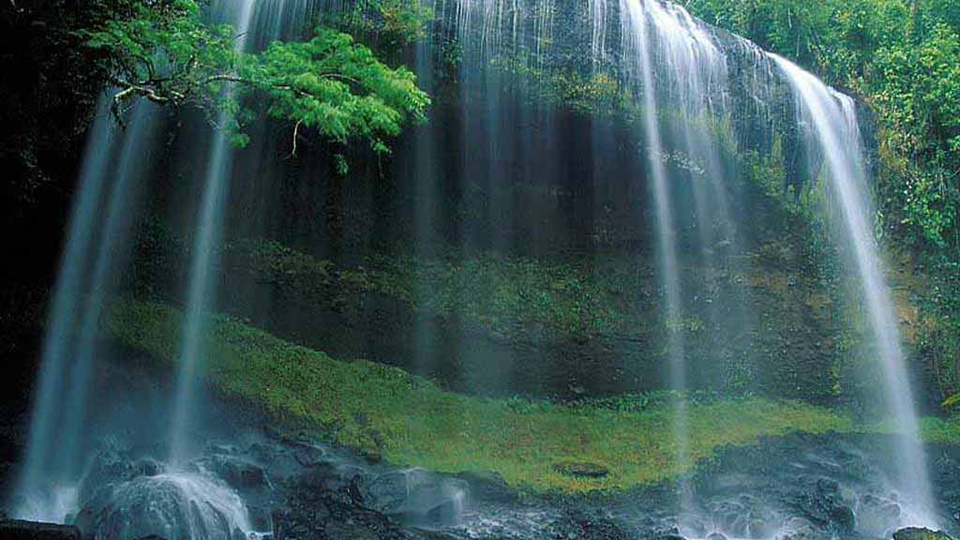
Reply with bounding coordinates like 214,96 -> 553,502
272,475 -> 412,540
196,454 -> 267,491
36,430 -> 960,540
0,520 -> 80,540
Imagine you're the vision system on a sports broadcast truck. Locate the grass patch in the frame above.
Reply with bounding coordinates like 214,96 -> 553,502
108,299 -> 926,493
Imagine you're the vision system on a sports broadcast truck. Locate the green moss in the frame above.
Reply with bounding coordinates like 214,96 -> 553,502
223,239 -> 662,340
343,253 -> 659,339
918,415 -> 960,444
105,299 -> 873,493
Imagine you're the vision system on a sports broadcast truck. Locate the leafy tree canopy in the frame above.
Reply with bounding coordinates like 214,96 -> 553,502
684,0 -> 959,252
80,0 -> 430,154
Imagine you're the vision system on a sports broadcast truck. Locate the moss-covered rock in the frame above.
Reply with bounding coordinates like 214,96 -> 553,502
105,299 -> 862,493
552,461 -> 610,479
893,528 -> 954,540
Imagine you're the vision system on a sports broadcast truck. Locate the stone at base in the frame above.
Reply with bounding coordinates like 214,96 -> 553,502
0,520 -> 80,540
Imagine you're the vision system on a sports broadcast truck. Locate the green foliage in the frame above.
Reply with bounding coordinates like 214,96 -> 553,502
350,253 -> 655,338
78,0 -> 429,154
684,0 -> 960,407
488,52 -> 627,116
685,0 -> 959,254
243,28 -> 429,153
872,24 -> 960,247
107,298 -> 860,493
81,0 -> 238,111
327,0 -> 434,49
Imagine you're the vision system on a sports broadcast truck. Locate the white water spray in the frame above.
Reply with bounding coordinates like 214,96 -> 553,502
16,101 -> 159,522
773,53 -> 937,527
168,0 -> 258,467
621,0 -> 692,514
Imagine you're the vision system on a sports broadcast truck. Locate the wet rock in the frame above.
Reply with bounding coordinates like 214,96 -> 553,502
77,449 -> 139,507
678,515 -> 708,537
705,532 -> 727,540
552,462 -> 610,479
0,520 -> 80,540
790,477 -> 855,533
893,528 -> 954,540
746,519 -> 775,540
132,459 -> 164,478
855,493 -> 902,536
773,516 -> 820,540
198,455 -> 267,490
548,509 -> 634,540
456,470 -> 515,504
73,473 -> 250,540
297,461 -> 358,494
364,470 -> 467,528
712,501 -> 778,540
273,477 -> 409,540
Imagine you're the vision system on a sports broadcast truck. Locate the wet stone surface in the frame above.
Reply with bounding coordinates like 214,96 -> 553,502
15,430 -> 960,540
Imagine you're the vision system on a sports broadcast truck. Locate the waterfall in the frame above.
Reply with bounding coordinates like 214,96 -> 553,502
167,0 -> 258,469
14,0 -> 313,527
15,101 -> 160,522
441,0 -> 936,525
621,0 -> 690,501
12,0 -> 940,533
15,97 -> 116,522
773,54 -> 938,526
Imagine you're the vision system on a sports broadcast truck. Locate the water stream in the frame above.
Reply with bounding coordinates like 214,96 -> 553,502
773,53 -> 937,526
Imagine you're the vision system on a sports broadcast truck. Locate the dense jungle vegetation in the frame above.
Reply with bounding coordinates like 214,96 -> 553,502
682,0 -> 960,401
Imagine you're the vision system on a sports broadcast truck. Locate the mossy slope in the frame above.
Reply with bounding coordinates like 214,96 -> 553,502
109,300 -> 866,493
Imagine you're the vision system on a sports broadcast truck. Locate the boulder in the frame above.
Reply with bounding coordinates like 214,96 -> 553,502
273,479 -> 409,540
790,477 -> 855,533
456,470 -> 515,504
197,455 -> 267,491
549,509 -> 635,540
552,461 -> 610,479
364,469 -> 468,528
0,520 -> 80,540
73,473 -> 250,540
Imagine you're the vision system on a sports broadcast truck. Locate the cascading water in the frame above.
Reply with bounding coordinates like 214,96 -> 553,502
167,0 -> 258,468
773,54 -> 938,526
15,101 -> 160,522
58,106 -> 160,479
15,100 -> 115,522
167,0 -> 325,466
618,0 -> 751,521
438,0 -> 936,529
14,0 -> 310,532
621,0 -> 691,510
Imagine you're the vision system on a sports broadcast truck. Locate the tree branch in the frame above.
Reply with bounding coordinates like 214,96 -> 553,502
287,120 -> 303,159
111,81 -> 184,124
